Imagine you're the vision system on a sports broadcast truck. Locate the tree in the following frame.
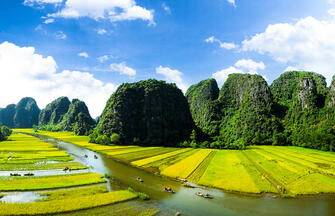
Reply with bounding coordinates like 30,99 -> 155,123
0,126 -> 12,141
110,133 -> 120,144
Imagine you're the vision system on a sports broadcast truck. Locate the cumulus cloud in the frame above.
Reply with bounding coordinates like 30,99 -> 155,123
227,0 -> 236,7
97,29 -> 107,35
97,55 -> 109,63
78,52 -> 89,58
242,16 -> 335,83
44,18 -> 55,24
110,62 -> 136,77
205,36 -> 237,50
156,66 -> 188,93
24,0 -> 62,6
213,59 -> 265,86
45,0 -> 154,24
55,31 -> 67,39
0,41 -> 117,117
162,2 -> 171,14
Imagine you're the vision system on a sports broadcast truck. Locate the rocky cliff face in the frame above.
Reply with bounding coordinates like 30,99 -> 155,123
270,71 -> 331,149
271,71 -> 328,114
97,79 -> 194,146
218,74 -> 277,146
39,97 -> 71,125
185,79 -> 220,136
327,76 -> 335,107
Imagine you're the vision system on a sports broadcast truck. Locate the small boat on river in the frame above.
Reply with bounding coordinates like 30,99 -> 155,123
195,192 -> 213,199
163,186 -> 175,193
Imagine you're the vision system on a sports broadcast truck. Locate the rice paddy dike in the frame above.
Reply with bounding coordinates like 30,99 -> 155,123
8,129 -> 335,216
0,133 -> 158,216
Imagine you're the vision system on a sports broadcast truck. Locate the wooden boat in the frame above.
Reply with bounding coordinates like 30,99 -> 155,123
195,192 -> 213,199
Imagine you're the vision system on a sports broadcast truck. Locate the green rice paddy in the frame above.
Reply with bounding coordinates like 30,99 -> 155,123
13,129 -> 335,197
0,132 -> 147,215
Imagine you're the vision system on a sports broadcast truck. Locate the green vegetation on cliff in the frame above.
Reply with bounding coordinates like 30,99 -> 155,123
93,79 -> 194,146
0,97 -> 40,128
39,98 -> 95,135
186,78 -> 221,137
39,96 -> 70,125
217,74 -> 278,148
270,71 -> 334,151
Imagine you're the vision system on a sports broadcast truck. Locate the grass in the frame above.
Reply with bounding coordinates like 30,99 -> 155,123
0,190 -> 137,216
38,185 -> 109,201
161,149 -> 213,179
0,173 -> 106,191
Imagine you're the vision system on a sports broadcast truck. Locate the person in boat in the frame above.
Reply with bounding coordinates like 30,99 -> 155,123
136,177 -> 143,182
84,154 -> 88,158
94,155 -> 98,159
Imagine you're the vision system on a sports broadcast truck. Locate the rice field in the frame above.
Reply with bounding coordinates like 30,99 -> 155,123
0,190 -> 137,216
13,129 -> 335,197
0,132 -> 144,215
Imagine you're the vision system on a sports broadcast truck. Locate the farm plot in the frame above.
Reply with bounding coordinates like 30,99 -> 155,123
161,149 -> 213,179
0,173 -> 106,191
37,185 -> 109,201
257,146 -> 335,176
0,190 -> 137,216
142,149 -> 199,172
198,151 -> 274,194
112,147 -> 179,162
131,148 -> 192,167
246,148 -> 335,195
103,147 -> 159,157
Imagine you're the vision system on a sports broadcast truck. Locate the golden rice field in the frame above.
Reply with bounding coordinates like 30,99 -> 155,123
0,132 -> 150,215
13,129 -> 335,197
0,190 -> 137,216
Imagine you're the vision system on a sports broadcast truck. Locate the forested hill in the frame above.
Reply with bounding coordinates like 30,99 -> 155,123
0,97 -> 40,128
38,97 -> 95,135
0,97 -> 94,135
1,71 -> 335,151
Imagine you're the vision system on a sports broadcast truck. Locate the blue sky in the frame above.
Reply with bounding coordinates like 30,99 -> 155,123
0,0 -> 334,117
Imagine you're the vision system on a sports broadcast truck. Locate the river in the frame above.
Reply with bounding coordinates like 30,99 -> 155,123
34,135 -> 335,216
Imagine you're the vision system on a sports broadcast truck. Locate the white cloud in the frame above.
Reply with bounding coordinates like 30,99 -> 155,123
24,0 -> 62,6
284,66 -> 300,72
227,0 -> 236,7
97,55 -> 109,63
212,59 -> 265,86
44,18 -> 55,24
242,16 -> 335,83
235,59 -> 265,74
110,62 -> 136,77
0,41 -> 117,117
162,2 -> 171,14
156,66 -> 188,93
47,0 -> 154,24
97,29 -> 107,35
205,36 -> 237,50
55,31 -> 67,39
78,52 -> 89,58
